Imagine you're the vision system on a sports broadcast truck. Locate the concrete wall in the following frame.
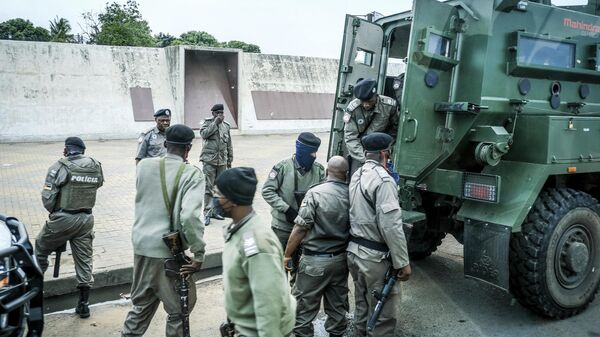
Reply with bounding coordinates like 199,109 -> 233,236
0,40 -> 339,142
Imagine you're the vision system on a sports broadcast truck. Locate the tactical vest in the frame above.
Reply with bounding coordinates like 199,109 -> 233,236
57,157 -> 103,211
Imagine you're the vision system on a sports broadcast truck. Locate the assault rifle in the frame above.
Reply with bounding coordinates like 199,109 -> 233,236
53,243 -> 67,278
163,231 -> 192,337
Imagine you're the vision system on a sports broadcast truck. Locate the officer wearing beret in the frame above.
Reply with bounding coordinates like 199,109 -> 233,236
36,137 -> 104,318
343,78 -> 399,175
217,167 -> 296,337
122,124 -> 206,337
262,132 -> 325,285
135,108 -> 171,164
199,103 -> 233,225
347,132 -> 411,336
283,156 -> 350,337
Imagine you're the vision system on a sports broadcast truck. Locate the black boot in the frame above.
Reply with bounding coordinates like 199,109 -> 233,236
75,286 -> 90,318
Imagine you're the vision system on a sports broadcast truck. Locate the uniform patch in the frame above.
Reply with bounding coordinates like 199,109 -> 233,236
43,182 -> 52,190
151,134 -> 157,140
49,169 -> 57,178
243,232 -> 259,257
268,169 -> 278,180
343,112 -> 351,123
138,135 -> 144,143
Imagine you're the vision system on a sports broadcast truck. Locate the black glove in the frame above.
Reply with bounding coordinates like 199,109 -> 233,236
285,207 -> 298,224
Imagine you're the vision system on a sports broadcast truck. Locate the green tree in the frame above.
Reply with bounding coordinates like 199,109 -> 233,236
154,32 -> 175,48
83,0 -> 154,46
224,40 -> 261,53
0,18 -> 50,41
172,30 -> 220,47
49,17 -> 74,43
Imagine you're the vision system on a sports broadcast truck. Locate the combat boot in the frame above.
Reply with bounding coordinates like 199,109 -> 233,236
75,286 -> 90,318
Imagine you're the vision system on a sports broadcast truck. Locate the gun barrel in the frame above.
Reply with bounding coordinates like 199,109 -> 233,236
367,274 -> 397,331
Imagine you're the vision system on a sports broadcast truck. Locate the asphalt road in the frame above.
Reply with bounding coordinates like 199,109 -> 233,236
43,237 -> 600,337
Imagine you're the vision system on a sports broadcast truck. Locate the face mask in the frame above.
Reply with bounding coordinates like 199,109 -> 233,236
295,140 -> 318,171
212,197 -> 229,218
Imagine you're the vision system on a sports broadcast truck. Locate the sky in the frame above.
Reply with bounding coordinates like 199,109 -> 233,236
0,0 -> 588,59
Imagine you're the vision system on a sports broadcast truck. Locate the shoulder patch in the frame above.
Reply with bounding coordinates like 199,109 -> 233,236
379,95 -> 397,107
268,169 -> 278,180
48,169 -> 58,178
346,99 -> 361,112
343,112 -> 351,123
43,182 -> 52,190
243,231 -> 259,257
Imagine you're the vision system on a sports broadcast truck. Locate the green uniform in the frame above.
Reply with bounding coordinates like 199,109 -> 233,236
36,154 -> 104,288
261,156 -> 324,283
199,117 -> 233,214
222,211 -> 296,337
293,178 -> 350,337
135,127 -> 167,161
347,160 -> 409,337
122,153 -> 206,337
343,95 -> 398,172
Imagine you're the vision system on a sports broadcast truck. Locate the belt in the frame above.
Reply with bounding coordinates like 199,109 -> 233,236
55,208 -> 92,215
303,248 -> 346,257
350,235 -> 389,252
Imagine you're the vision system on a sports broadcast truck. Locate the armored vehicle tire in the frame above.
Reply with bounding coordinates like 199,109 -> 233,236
509,188 -> 600,319
408,229 -> 446,260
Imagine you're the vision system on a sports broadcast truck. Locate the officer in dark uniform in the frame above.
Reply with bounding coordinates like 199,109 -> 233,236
36,137 -> 104,318
199,103 -> 233,225
347,132 -> 411,336
135,108 -> 171,164
343,79 -> 399,176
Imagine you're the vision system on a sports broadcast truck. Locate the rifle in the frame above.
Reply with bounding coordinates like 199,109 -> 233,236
367,266 -> 397,332
163,231 -> 192,337
53,243 -> 67,278
219,319 -> 235,337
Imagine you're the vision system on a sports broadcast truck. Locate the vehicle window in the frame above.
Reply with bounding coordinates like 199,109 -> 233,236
355,48 -> 374,67
427,33 -> 451,58
517,36 -> 575,68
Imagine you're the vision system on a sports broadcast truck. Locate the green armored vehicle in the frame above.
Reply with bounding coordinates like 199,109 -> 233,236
329,0 -> 600,318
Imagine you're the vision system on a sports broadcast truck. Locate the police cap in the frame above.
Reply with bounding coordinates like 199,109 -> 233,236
165,124 -> 195,145
297,132 -> 321,149
154,108 -> 171,118
211,104 -> 224,112
353,78 -> 377,100
65,136 -> 86,150
361,132 -> 393,152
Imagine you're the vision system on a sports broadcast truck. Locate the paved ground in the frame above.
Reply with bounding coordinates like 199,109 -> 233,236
43,238 -> 600,337
0,133 -> 329,286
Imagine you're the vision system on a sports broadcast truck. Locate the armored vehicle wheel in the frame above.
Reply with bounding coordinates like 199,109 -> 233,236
509,188 -> 600,319
408,227 -> 446,260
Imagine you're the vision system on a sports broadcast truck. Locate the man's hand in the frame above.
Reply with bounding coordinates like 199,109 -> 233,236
396,264 -> 411,281
215,114 -> 224,124
180,260 -> 202,277
283,256 -> 293,272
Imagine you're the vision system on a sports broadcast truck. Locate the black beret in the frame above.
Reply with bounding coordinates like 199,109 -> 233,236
211,104 -> 224,112
297,132 -> 321,149
216,167 -> 258,206
354,78 -> 377,100
165,124 -> 195,145
361,132 -> 394,152
65,136 -> 86,149
154,108 -> 171,118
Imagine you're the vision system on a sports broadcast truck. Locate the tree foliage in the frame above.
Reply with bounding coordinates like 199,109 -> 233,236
172,31 -> 220,47
0,18 -> 50,41
154,32 -> 175,48
83,0 -> 154,47
223,40 -> 261,53
49,17 -> 74,43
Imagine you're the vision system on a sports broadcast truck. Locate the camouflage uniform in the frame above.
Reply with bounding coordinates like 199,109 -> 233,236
347,160 -> 409,337
135,127 -> 167,161
199,117 -> 233,215
36,154 -> 104,288
261,156 -> 324,282
292,178 -> 350,337
222,211 -> 296,337
343,95 -> 398,172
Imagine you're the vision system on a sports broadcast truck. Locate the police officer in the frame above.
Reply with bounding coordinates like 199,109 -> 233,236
283,156 -> 350,337
36,137 -> 104,318
347,132 -> 411,337
343,78 -> 398,175
199,103 -> 233,225
122,124 -> 206,337
217,167 -> 296,337
135,108 -> 171,164
261,132 -> 325,283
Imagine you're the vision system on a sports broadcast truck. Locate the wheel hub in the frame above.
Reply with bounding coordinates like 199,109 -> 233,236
565,242 -> 589,274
